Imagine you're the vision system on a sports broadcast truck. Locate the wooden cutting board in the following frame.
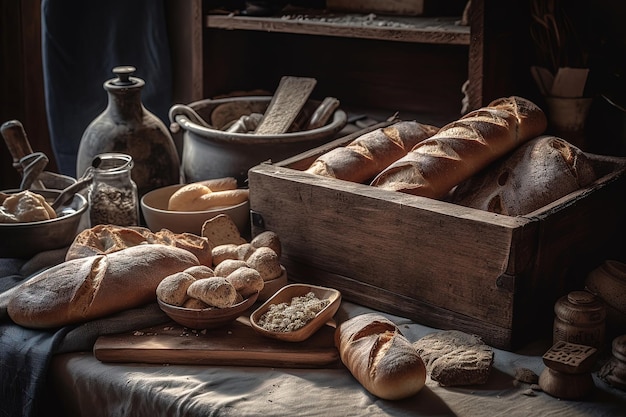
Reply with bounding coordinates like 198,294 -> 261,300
94,316 -> 341,368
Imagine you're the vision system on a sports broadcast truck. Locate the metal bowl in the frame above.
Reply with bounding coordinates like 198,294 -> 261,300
0,189 -> 88,258
171,96 -> 347,185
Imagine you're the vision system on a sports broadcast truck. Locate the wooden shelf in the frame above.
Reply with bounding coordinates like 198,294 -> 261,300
205,13 -> 469,45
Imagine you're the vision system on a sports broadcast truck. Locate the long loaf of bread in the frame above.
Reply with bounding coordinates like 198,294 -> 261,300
7,244 -> 199,328
305,120 -> 439,183
334,313 -> 427,400
370,96 -> 547,199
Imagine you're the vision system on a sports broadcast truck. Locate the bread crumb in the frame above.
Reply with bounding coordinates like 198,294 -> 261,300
257,292 -> 329,332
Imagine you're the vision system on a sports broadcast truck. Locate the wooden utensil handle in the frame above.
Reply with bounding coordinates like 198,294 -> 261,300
1,120 -> 34,170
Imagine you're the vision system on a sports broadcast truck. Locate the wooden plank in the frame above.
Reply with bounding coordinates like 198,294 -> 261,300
94,316 -> 340,368
206,15 -> 470,45
281,256 -> 515,350
327,0 -> 425,16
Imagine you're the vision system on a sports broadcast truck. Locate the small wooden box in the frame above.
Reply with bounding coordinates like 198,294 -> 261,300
248,124 -> 626,350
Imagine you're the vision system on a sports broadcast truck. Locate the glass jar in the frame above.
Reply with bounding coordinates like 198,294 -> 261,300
88,153 -> 139,227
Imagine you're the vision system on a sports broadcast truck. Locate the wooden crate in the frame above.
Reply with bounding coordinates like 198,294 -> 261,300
248,124 -> 626,350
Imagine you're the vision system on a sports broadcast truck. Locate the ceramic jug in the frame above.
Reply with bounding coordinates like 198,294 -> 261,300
76,66 -> 180,199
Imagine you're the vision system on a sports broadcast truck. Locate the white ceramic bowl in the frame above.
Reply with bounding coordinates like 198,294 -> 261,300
140,184 -> 250,236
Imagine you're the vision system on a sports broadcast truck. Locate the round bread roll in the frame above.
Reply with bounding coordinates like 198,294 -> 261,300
187,277 -> 237,308
251,231 -> 282,258
246,247 -> 282,281
156,272 -> 196,306
183,297 -> 211,310
214,259 -> 248,278
236,243 -> 257,261
212,244 -> 239,266
226,267 -> 264,298
183,265 -> 215,279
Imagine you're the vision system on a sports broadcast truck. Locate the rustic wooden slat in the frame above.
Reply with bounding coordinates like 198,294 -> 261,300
206,14 -> 470,45
94,317 -> 340,368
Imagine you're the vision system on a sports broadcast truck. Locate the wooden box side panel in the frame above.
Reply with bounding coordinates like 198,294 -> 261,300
509,158 -> 626,346
249,164 -> 536,331
280,255 -> 515,349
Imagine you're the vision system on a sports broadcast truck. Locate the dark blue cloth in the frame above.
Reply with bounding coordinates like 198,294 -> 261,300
41,0 -> 173,178
0,251 -> 168,417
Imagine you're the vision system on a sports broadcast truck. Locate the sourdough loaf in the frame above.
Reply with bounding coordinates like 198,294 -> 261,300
450,135 -> 596,215
305,120 -> 439,183
8,244 -> 199,328
65,224 -> 212,266
371,96 -> 547,199
334,313 -> 426,400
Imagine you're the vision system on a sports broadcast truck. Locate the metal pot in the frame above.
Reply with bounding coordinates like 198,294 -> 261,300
170,96 -> 347,185
0,189 -> 87,258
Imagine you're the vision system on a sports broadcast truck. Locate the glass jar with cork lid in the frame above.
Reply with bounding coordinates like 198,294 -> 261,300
87,153 -> 139,227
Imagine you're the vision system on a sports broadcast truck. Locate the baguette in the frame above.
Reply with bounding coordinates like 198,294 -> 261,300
305,120 -> 439,183
335,313 -> 426,400
7,244 -> 200,328
371,96 -> 547,199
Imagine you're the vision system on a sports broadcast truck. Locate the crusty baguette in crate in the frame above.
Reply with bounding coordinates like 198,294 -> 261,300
370,96 -> 547,199
305,120 -> 439,183
450,135 -> 596,216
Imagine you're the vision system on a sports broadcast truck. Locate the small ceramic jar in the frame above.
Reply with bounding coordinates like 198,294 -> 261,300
553,290 -> 606,349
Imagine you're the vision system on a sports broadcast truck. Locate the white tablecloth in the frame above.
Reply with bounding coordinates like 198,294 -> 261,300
48,301 -> 626,417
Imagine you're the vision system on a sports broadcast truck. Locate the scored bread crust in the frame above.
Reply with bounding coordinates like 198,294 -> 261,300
305,120 -> 439,184
335,313 -> 426,400
450,135 -> 596,215
371,96 -> 547,199
8,244 -> 200,328
65,224 -> 212,266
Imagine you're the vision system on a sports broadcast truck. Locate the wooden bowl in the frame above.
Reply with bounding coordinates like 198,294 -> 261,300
258,265 -> 289,302
158,292 -> 258,330
250,284 -> 341,342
